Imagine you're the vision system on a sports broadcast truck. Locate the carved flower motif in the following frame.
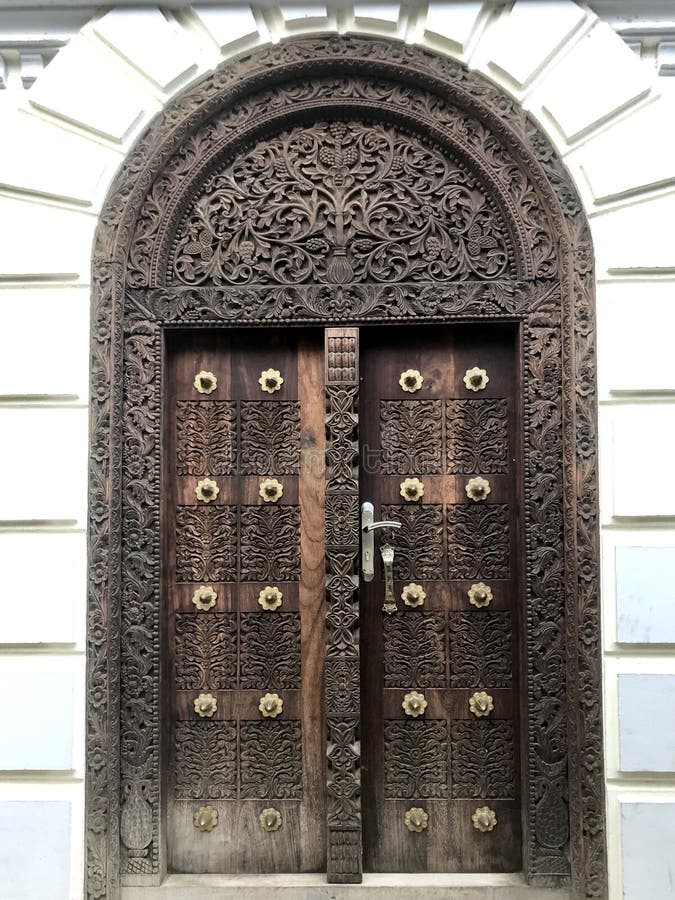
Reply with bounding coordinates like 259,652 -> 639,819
402,583 -> 426,608
259,807 -> 283,832
193,805 -> 218,832
402,690 -> 428,718
193,370 -> 217,394
400,477 -> 424,502
465,476 -> 491,502
259,478 -> 283,502
195,478 -> 219,503
463,366 -> 489,392
258,368 -> 284,393
399,369 -> 424,393
404,807 -> 429,833
468,582 -> 493,608
258,586 -> 283,611
194,693 -> 217,718
472,806 -> 497,833
259,692 -> 283,718
469,691 -> 494,717
192,585 -> 217,612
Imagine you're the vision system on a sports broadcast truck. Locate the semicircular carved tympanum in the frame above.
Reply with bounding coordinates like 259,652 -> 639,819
171,120 -> 514,286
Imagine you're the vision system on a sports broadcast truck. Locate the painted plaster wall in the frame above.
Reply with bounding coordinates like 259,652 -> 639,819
0,4 -> 674,898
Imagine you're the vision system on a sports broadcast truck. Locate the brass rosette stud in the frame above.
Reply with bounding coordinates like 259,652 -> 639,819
192,585 -> 217,611
400,477 -> 424,502
193,805 -> 218,832
402,690 -> 428,718
259,807 -> 283,832
258,369 -> 284,394
463,367 -> 489,392
258,586 -> 283,611
193,371 -> 217,395
194,692 -> 218,718
404,807 -> 429,833
259,477 -> 283,503
468,582 -> 493,609
465,476 -> 491,502
399,369 -> 424,393
469,691 -> 494,717
195,477 -> 219,503
402,583 -> 426,608
259,692 -> 283,718
472,806 -> 497,833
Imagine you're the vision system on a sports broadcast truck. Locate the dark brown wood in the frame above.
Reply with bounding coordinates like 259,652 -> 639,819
164,330 -> 326,874
87,35 -> 605,900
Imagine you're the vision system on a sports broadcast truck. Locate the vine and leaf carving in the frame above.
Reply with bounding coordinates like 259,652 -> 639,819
383,614 -> 446,688
240,505 -> 300,582
381,504 -> 444,580
175,721 -> 237,799
384,720 -> 448,799
174,613 -> 237,690
447,504 -> 510,579
239,613 -> 301,690
239,721 -> 303,799
446,399 -> 509,474
448,612 -> 512,688
175,505 -> 236,582
176,401 -> 235,475
450,720 -> 515,799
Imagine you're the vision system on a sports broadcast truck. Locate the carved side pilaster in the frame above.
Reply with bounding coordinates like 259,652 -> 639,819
325,328 -> 362,883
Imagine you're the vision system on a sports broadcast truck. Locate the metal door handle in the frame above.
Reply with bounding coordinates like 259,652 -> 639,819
361,501 -> 401,582
381,543 -> 397,615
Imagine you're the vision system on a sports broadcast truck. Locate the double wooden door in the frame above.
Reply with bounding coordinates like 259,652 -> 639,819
164,324 -> 521,876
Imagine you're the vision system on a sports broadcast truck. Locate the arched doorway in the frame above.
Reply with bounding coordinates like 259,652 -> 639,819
88,36 -> 605,899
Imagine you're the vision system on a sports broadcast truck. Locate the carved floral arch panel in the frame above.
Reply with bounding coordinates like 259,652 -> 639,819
88,36 -> 605,900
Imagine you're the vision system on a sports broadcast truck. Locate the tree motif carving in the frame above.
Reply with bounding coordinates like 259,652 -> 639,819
240,505 -> 300,581
448,612 -> 512,688
176,401 -> 235,475
382,504 -> 444,580
445,399 -> 509,474
239,613 -> 301,689
450,720 -> 515,799
380,400 -> 443,474
384,720 -> 448,799
446,504 -> 509,579
239,721 -> 302,799
240,401 -> 300,475
175,613 -> 237,690
383,613 -> 446,687
174,721 -> 237,799
172,121 -> 513,287
175,505 -> 236,582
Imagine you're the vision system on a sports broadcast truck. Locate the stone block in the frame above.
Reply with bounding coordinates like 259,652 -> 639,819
193,5 -> 264,52
610,406 -> 675,518
591,192 -> 675,274
423,2 -> 484,55
0,801 -> 71,899
93,8 -> 198,92
615,546 -> 675,644
0,671 -> 74,769
619,675 -> 675,771
622,803 -> 675,899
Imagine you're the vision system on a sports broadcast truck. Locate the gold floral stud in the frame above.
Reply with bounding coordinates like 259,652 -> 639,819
402,583 -> 426,608
192,585 -> 217,612
258,586 -> 283,611
469,691 -> 494,717
472,806 -> 497,832
259,693 -> 283,718
259,477 -> 283,502
463,367 -> 489,392
193,371 -> 217,395
259,807 -> 283,832
400,477 -> 424,502
404,807 -> 429,833
468,582 -> 493,608
466,476 -> 491,502
402,690 -> 428,718
194,692 -> 217,718
193,805 -> 218,832
195,478 -> 219,503
259,369 -> 284,394
399,369 -> 423,393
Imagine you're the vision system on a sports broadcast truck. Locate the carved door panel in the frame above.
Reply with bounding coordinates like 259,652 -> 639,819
360,324 -> 522,873
164,329 -> 326,873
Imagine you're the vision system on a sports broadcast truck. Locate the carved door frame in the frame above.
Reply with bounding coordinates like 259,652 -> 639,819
87,37 -> 606,900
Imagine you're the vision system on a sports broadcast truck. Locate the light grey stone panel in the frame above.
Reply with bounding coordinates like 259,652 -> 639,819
0,801 -> 70,899
0,672 -> 73,770
616,546 -> 675,643
622,803 -> 675,900
619,674 -> 675,771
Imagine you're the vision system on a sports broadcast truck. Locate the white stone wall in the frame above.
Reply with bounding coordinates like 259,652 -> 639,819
0,4 -> 673,898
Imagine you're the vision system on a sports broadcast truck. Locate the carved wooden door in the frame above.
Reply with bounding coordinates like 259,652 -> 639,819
359,324 -> 522,873
164,329 -> 326,873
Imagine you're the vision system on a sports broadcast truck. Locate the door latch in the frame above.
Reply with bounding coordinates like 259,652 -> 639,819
361,502 -> 402,582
